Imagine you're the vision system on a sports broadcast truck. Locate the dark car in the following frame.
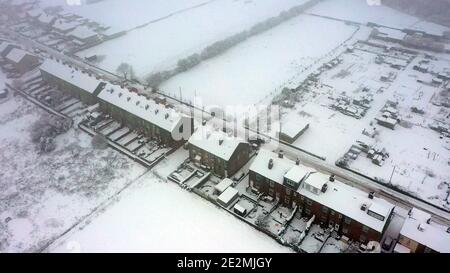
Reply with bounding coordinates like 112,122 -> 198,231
382,236 -> 394,251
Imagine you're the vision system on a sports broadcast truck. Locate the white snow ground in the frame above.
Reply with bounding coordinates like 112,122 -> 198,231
40,0 -> 211,31
0,94 -> 147,252
75,0 -> 309,78
49,171 -> 293,253
160,15 -> 360,108
309,0 -> 449,35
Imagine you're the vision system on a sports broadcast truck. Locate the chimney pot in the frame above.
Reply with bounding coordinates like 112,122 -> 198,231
329,174 -> 335,182
268,159 -> 274,169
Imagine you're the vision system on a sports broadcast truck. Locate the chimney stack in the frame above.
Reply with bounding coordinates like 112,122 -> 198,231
295,158 -> 300,165
329,174 -> 335,182
278,150 -> 284,159
268,159 -> 274,169
368,192 -> 374,199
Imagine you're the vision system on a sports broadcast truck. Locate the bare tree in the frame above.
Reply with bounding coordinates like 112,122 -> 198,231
116,63 -> 134,80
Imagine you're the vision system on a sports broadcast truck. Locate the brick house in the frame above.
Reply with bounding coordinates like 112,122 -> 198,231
97,83 -> 194,146
397,208 -> 450,253
188,123 -> 250,178
39,59 -> 105,105
249,149 -> 395,244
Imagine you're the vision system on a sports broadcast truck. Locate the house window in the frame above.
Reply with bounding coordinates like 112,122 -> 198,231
269,188 -> 274,196
178,124 -> 183,133
367,210 -> 385,221
286,187 -> 291,195
306,199 -> 313,206
255,174 -> 262,182
305,208 -> 311,216
330,210 -> 335,216
344,217 -> 352,225
322,206 -> 329,214
269,181 -> 274,188
362,226 -> 369,233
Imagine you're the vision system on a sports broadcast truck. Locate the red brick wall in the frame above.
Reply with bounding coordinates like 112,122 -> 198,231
250,173 -> 383,243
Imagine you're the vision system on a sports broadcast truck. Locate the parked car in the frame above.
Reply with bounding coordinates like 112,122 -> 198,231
382,236 -> 393,251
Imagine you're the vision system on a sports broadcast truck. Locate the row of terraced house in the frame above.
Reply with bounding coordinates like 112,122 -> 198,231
39,58 -> 193,146
33,57 -> 450,251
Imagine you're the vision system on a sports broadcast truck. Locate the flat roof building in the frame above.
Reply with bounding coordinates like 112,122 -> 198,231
278,121 -> 309,144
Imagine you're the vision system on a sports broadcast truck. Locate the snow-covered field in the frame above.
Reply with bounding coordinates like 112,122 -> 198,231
76,0 -> 309,78
0,94 -> 147,252
309,0 -> 449,35
41,0 -> 211,31
160,15 -> 360,108
49,172 -> 292,253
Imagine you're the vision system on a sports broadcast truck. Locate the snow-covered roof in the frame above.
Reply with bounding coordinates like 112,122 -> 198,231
280,120 -> 309,139
249,150 -> 294,184
0,42 -> 16,55
188,123 -> 246,161
39,59 -> 103,95
250,149 -> 394,232
68,26 -> 98,41
5,48 -> 33,64
400,208 -> 450,253
97,83 -> 188,133
217,187 -> 239,206
304,172 -> 328,190
214,178 -> 234,194
52,19 -> 80,32
250,150 -> 313,185
375,27 -> 407,41
299,173 -> 394,232
284,165 -> 309,183
394,243 -> 410,253
26,9 -> 42,18
37,13 -> 56,25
